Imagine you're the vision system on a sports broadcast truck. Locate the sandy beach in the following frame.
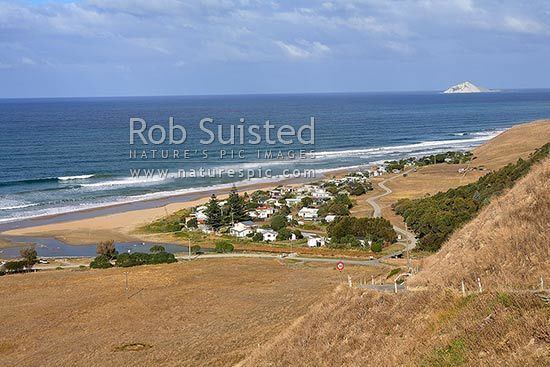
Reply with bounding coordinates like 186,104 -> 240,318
2,119 -> 549,247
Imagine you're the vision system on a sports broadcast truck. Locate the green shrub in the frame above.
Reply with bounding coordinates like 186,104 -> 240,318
215,240 -> 234,253
371,242 -> 383,253
252,232 -> 263,242
4,260 -> 26,272
150,245 -> 166,253
115,252 -> 176,267
190,245 -> 201,254
277,227 -> 292,240
186,217 -> 198,228
90,255 -> 113,269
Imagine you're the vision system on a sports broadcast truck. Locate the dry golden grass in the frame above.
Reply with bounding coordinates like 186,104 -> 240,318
473,119 -> 550,169
409,158 -> 550,290
241,288 -> 549,367
0,258 -> 381,367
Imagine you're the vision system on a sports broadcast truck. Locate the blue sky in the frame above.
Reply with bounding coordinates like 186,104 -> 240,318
1,0 -> 550,97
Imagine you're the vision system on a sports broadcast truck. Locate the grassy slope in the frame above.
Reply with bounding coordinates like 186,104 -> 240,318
240,159 -> 550,367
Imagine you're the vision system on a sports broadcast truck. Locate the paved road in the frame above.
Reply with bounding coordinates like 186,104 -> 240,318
177,252 -> 382,267
366,169 -> 418,258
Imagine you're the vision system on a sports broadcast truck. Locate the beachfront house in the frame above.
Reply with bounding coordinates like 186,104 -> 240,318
298,207 -> 319,221
306,234 -> 326,247
230,221 -> 257,238
256,206 -> 275,219
257,228 -> 278,242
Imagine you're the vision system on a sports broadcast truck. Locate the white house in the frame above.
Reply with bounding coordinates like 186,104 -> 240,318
311,189 -> 332,200
257,228 -> 278,242
306,234 -> 326,247
195,211 -> 208,224
325,214 -> 337,223
256,206 -> 275,219
285,197 -> 302,207
298,207 -> 319,221
230,221 -> 257,238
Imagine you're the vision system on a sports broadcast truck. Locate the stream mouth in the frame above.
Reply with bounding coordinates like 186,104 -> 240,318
0,236 -> 190,259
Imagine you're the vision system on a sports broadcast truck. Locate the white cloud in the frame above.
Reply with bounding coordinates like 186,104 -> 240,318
275,40 -> 330,60
503,16 -> 545,34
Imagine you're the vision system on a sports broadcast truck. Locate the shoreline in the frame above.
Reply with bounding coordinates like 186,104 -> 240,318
2,119 -> 549,249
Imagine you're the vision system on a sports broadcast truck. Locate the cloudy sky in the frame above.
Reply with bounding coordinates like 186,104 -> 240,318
1,0 -> 550,97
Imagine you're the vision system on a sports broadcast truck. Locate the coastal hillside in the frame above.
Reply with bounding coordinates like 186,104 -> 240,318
240,157 -> 550,367
473,119 -> 550,169
409,158 -> 549,290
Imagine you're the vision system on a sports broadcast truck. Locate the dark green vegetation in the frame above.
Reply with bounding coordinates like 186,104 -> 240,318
214,240 -> 234,253
318,193 -> 353,217
385,151 -> 473,172
327,216 -> 397,248
394,143 -> 549,251
206,186 -> 250,230
0,247 -> 38,275
90,242 -> 176,268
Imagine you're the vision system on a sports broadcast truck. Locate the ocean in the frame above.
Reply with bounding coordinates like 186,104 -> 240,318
1,90 -> 550,224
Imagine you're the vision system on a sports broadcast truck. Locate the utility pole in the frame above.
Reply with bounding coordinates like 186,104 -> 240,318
124,271 -> 129,296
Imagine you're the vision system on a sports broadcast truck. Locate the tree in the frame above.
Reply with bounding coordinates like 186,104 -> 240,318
205,194 -> 223,230
270,214 -> 287,231
300,196 -> 313,207
252,232 -> 263,242
278,205 -> 291,216
20,247 -> 37,269
150,245 -> 165,253
224,186 -> 249,223
277,227 -> 292,240
97,240 -> 117,259
186,217 -> 198,228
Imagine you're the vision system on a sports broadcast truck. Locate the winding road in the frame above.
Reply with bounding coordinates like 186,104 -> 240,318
367,169 -> 418,256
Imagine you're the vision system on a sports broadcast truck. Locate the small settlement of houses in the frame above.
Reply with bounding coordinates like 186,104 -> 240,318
184,165 -> 383,247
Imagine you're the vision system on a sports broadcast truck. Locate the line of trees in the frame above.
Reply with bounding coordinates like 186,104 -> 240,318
90,240 -> 176,269
394,143 -> 549,252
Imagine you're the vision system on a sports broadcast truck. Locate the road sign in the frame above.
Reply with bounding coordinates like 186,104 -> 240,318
336,261 -> 344,271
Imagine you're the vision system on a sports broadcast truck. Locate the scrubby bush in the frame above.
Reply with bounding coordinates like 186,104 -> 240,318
190,245 -> 201,254
150,245 -> 166,253
215,240 -> 234,253
115,251 -> 176,267
371,242 -> 383,253
20,247 -> 37,269
276,227 -> 292,240
293,229 -> 303,239
97,240 -> 117,259
4,260 -> 26,272
90,255 -> 113,269
186,217 -> 198,228
252,232 -> 264,242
